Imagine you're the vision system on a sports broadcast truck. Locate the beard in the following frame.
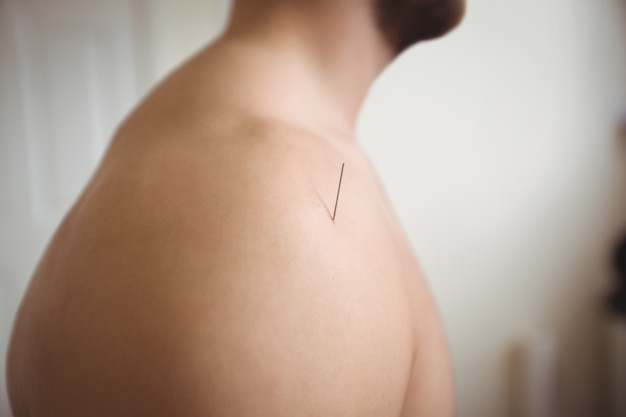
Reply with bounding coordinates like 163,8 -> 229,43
374,0 -> 466,54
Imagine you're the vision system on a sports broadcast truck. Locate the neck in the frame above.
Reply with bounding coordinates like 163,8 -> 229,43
207,0 -> 394,139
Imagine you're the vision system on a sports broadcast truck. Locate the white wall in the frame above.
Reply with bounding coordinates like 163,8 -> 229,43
358,1 -> 626,416
151,0 -> 230,81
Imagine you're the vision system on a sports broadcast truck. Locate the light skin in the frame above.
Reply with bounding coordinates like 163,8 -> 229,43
6,0 -> 465,416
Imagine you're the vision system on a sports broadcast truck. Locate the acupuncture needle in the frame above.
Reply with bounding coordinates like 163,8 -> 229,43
332,162 -> 345,222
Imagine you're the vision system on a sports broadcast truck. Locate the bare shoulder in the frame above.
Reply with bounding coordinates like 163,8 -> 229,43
8,119 -> 416,417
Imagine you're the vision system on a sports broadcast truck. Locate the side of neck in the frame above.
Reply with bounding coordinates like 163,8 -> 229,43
209,1 -> 393,138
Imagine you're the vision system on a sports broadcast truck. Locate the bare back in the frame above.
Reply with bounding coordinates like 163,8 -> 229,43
6,45 -> 453,417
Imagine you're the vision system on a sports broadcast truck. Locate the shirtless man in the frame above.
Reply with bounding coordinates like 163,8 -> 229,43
6,0 -> 465,415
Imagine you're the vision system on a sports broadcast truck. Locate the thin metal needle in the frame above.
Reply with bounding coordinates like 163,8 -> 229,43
332,162 -> 345,222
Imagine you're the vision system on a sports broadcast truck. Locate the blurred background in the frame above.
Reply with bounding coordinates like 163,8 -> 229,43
1,0 -> 626,416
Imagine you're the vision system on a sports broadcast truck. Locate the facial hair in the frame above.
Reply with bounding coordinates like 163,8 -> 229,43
374,0 -> 466,54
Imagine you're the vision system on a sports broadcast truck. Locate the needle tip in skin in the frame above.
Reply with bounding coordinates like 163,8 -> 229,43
332,162 -> 345,222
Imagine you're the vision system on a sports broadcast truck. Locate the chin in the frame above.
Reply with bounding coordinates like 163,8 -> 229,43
375,0 -> 467,54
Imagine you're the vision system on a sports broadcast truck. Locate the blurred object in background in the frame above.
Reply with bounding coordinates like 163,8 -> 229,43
508,332 -> 561,417
608,234 -> 626,417
521,333 -> 560,417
